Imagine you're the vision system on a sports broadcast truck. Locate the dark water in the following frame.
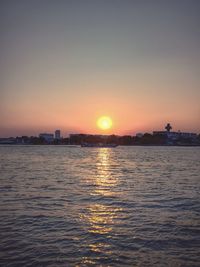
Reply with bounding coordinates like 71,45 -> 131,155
0,145 -> 200,267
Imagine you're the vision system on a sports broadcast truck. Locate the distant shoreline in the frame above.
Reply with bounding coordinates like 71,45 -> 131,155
0,144 -> 199,147
1,128 -> 200,146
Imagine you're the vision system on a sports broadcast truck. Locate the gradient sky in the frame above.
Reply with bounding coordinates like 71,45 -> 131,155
0,0 -> 200,137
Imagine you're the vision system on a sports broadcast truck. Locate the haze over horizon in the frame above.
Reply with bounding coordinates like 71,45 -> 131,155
1,0 -> 200,138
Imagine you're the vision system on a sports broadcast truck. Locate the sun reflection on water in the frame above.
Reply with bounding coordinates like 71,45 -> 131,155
84,203 -> 122,235
79,148 -> 122,265
91,148 -> 118,197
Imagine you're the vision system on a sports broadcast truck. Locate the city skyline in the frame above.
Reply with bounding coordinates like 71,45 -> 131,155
1,122 -> 199,139
1,0 -> 200,137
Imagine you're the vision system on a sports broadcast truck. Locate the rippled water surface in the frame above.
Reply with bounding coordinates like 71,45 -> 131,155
0,145 -> 200,267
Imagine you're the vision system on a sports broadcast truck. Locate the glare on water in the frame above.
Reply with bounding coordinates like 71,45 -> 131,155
0,145 -> 200,267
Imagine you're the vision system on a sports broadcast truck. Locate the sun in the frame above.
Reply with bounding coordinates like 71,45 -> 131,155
97,116 -> 113,130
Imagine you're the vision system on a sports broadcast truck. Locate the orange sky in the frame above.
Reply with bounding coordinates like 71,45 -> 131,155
0,1 -> 200,137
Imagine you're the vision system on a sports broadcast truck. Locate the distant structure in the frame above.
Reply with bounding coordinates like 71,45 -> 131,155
55,130 -> 61,140
165,123 -> 172,132
39,133 -> 54,143
153,123 -> 197,144
136,133 -> 143,138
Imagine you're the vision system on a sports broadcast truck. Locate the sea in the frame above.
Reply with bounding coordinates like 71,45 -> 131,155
0,145 -> 200,267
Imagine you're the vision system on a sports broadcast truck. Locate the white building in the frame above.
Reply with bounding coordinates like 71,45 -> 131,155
153,131 -> 197,141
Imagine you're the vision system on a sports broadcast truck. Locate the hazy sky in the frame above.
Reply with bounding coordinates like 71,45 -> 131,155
0,0 -> 200,137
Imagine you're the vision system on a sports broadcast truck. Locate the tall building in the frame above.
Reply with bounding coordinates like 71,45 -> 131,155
55,130 -> 61,140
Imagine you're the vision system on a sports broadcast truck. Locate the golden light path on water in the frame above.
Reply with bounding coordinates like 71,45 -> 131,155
78,148 -> 122,266
93,148 -> 118,197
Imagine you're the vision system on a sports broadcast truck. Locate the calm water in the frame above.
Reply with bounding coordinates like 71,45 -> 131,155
0,145 -> 200,267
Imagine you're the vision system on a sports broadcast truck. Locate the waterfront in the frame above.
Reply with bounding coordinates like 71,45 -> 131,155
0,145 -> 200,266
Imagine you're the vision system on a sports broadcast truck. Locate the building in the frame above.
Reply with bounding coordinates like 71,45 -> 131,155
153,131 -> 179,140
153,124 -> 197,143
55,130 -> 61,140
136,133 -> 143,138
39,133 -> 54,143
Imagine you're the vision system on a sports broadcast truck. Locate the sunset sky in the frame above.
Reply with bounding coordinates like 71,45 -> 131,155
0,0 -> 200,137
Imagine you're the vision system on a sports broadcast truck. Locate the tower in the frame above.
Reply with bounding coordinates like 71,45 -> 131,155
165,123 -> 172,132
